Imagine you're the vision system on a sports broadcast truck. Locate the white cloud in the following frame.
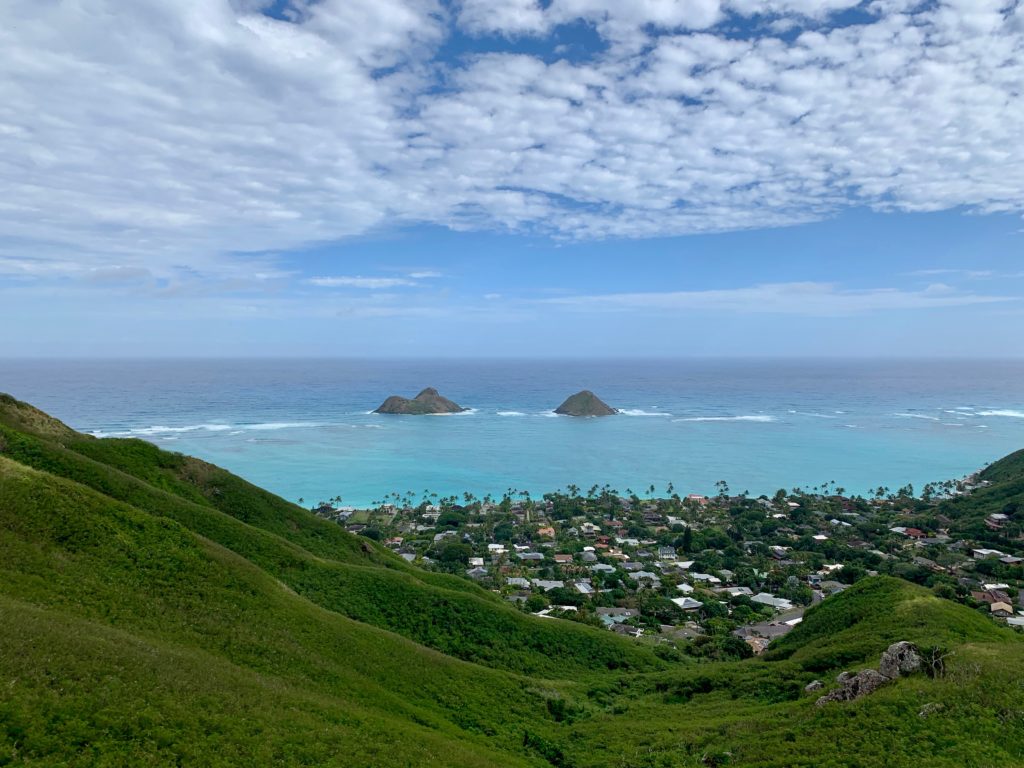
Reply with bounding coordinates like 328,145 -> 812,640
542,282 -> 1017,315
308,276 -> 418,288
1,0 -> 1023,281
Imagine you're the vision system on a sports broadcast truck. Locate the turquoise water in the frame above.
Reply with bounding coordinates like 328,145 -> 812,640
3,359 -> 1023,506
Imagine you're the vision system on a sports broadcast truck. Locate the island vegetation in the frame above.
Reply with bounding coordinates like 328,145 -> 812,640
555,390 -> 617,417
374,386 -> 467,414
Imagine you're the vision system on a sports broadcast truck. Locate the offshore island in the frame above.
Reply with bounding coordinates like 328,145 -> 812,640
374,387 -> 467,414
554,390 -> 618,417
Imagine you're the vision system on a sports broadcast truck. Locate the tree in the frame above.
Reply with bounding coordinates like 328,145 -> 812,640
680,526 -> 694,553
435,542 -> 471,568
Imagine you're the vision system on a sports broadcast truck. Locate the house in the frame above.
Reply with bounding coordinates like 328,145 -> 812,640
633,571 -> 661,587
972,548 -> 1005,560
751,593 -> 794,611
912,556 -> 944,573
733,623 -> 790,643
658,546 -> 677,560
972,589 -> 1012,606
487,543 -> 507,555
553,553 -> 574,565
506,577 -> 531,588
579,551 -> 598,563
744,637 -> 771,655
518,552 -> 544,562
611,623 -> 644,638
532,579 -> 565,592
659,622 -> 704,640
468,557 -> 485,567
465,566 -> 489,579
720,586 -> 753,597
671,596 -> 703,611
589,563 -> 616,574
595,607 -> 639,626
990,601 -> 1015,618
986,513 -> 1009,530
537,526 -> 556,538
818,581 -> 847,595
676,582 -> 695,594
574,581 -> 595,595
690,573 -> 722,584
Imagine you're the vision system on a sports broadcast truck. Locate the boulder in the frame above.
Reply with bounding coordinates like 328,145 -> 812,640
879,641 -> 922,679
804,680 -> 823,692
554,390 -> 617,417
816,669 -> 890,706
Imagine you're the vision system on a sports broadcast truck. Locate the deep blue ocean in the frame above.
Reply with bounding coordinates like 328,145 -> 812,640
2,359 -> 1023,507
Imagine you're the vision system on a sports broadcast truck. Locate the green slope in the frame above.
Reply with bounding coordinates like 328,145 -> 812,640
0,456 -> 549,766
766,576 -> 1007,671
933,448 -> 1024,540
1,394 -> 1023,767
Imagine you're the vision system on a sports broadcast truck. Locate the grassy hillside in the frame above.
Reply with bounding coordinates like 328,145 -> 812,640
766,576 -> 1007,670
937,449 -> 1024,540
1,393 -> 1023,767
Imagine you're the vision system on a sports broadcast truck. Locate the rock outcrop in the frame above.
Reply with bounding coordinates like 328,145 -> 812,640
374,388 -> 467,415
815,641 -> 923,706
878,640 -> 922,679
554,390 -> 617,417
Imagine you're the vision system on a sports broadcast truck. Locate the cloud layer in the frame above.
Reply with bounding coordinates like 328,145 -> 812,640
1,0 -> 1023,283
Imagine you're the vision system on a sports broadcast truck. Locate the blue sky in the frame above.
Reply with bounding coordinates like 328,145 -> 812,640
1,0 -> 1023,357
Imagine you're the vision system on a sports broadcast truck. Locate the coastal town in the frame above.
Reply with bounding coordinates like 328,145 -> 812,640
313,470 -> 1024,658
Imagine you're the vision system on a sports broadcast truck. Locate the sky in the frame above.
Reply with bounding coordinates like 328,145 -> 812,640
1,0 -> 1023,357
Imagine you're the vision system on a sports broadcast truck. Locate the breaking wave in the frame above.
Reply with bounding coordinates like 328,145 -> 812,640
674,415 -> 777,423
91,421 -> 324,437
618,409 -> 672,417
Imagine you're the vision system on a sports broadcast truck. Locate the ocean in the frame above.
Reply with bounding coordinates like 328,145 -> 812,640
2,358 -> 1023,507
